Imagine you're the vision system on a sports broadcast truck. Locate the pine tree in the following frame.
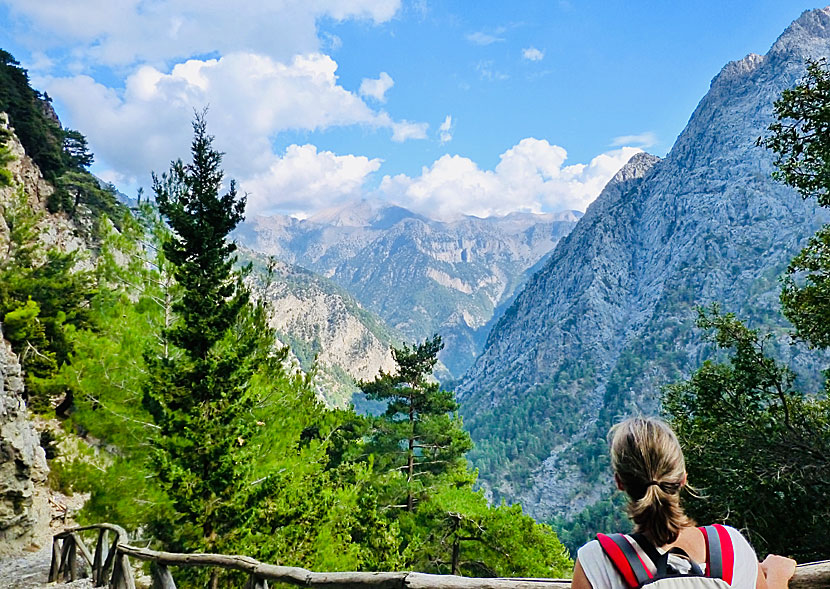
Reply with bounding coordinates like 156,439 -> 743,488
142,113 -> 270,571
360,335 -> 473,511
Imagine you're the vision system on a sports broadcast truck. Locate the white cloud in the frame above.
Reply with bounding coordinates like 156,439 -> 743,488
379,139 -> 640,220
43,52 -> 426,184
243,144 -> 382,216
4,0 -> 401,69
320,32 -> 343,52
522,47 -> 545,61
611,132 -> 658,148
466,31 -> 505,46
389,119 -> 429,142
359,72 -> 394,102
439,115 -> 453,144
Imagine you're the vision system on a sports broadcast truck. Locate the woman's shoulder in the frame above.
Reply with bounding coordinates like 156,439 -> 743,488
576,538 -> 603,562
701,524 -> 755,552
701,524 -> 759,588
576,538 -> 628,589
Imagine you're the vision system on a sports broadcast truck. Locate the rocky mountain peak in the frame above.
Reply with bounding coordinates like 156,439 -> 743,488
609,151 -> 660,184
307,199 -> 378,227
770,7 -> 830,59
458,9 -> 830,521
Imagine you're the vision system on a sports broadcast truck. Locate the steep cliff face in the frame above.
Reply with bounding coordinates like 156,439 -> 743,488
244,252 -> 398,407
458,8 -> 830,520
236,206 -> 581,377
0,110 -> 98,548
0,323 -> 48,548
0,113 -> 84,257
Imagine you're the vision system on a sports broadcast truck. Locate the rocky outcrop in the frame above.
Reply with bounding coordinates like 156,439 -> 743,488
0,113 -> 85,258
244,253 -> 398,407
0,328 -> 48,546
236,205 -> 581,377
458,8 -> 830,520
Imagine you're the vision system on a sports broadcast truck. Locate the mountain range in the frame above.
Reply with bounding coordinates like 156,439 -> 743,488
242,250 -> 398,407
235,203 -> 581,378
456,7 -> 830,521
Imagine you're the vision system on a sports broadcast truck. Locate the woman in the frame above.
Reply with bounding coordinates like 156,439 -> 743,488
571,417 -> 796,589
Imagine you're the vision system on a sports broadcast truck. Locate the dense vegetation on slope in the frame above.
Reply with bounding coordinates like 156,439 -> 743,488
0,61 -> 571,581
0,51 -> 132,415
0,170 -> 97,412
0,50 -> 125,231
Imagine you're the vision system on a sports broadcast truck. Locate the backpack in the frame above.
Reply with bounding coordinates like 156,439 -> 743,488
597,524 -> 735,588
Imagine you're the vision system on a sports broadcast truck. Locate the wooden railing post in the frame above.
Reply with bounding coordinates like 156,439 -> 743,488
119,552 -> 137,589
72,532 -> 94,576
151,562 -> 177,589
56,533 -> 73,581
67,534 -> 78,581
48,537 -> 61,582
102,535 -> 119,583
92,528 -> 108,586
110,551 -> 134,589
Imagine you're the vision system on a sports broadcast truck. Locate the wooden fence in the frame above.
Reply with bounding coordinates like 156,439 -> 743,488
50,524 -> 830,589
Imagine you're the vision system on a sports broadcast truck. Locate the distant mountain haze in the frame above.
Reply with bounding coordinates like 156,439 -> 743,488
234,202 -> 582,377
456,8 -> 830,521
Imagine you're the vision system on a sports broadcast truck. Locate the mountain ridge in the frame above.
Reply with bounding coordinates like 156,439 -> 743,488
235,203 -> 583,376
458,7 -> 830,520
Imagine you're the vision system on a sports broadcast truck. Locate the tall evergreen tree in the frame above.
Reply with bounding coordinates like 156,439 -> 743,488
358,335 -> 572,577
143,113 -> 269,571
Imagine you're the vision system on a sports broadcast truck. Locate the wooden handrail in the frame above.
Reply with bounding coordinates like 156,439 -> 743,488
790,560 -> 830,589
118,544 -> 573,589
50,524 -> 830,589
50,523 -> 133,587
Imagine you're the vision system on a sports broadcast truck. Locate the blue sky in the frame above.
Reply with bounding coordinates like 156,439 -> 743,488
0,1 -> 821,219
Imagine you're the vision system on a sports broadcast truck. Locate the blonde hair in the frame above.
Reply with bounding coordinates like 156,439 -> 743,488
609,417 -> 692,546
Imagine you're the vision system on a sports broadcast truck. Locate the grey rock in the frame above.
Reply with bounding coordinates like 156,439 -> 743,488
0,328 -> 48,545
458,8 -> 830,520
0,114 -> 86,262
243,252 -> 398,407
235,204 -> 581,377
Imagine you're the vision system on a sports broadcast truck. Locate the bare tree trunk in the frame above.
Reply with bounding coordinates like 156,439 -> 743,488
407,391 -> 415,511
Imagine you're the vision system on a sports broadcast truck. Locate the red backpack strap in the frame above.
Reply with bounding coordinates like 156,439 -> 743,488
700,524 -> 735,584
597,533 -> 653,588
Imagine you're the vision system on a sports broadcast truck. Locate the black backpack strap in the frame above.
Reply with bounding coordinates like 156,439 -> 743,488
629,533 -> 666,575
597,533 -> 654,588
665,547 -> 705,577
630,534 -> 706,579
